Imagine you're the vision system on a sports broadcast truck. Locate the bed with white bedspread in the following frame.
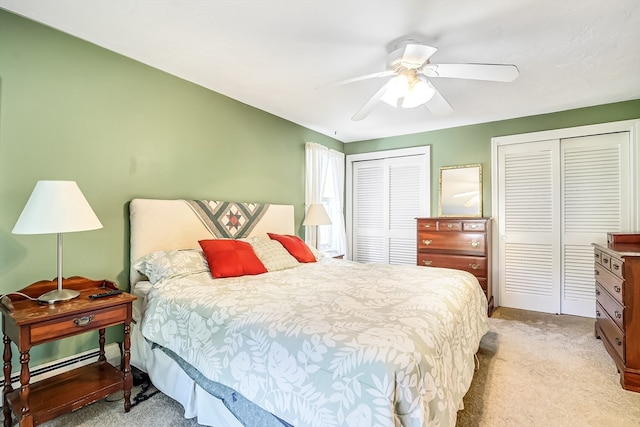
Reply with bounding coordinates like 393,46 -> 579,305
129,198 -> 489,427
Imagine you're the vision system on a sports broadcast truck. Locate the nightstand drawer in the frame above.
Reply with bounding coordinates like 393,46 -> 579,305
31,305 -> 128,345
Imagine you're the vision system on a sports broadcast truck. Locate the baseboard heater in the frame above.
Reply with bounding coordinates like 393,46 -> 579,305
0,342 -> 121,389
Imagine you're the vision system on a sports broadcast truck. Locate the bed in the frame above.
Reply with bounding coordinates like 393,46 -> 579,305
129,198 -> 489,427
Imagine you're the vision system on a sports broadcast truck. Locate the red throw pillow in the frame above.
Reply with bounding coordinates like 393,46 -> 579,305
267,233 -> 316,263
199,239 -> 267,278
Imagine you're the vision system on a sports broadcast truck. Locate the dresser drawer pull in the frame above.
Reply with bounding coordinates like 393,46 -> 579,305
595,289 -> 600,296
469,240 -> 480,248
612,263 -> 620,271
615,337 -> 623,346
446,224 -> 453,229
468,224 -> 479,229
422,260 -> 433,266
594,253 -> 600,261
73,315 -> 95,327
469,263 -> 480,270
596,310 -> 601,317
594,270 -> 599,276
422,239 -> 432,246
422,223 -> 432,228
615,311 -> 622,319
614,286 -> 621,293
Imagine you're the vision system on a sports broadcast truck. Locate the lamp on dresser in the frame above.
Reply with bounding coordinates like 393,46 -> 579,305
12,180 -> 103,304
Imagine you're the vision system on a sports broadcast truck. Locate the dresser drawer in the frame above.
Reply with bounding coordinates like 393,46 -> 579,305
610,256 -> 624,280
30,306 -> 128,345
418,253 -> 487,277
596,283 -> 624,331
596,302 -> 625,363
462,221 -> 486,232
417,219 -> 437,231
437,220 -> 462,231
595,263 -> 624,305
418,232 -> 486,256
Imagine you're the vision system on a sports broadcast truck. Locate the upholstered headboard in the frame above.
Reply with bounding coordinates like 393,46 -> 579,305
129,199 -> 295,287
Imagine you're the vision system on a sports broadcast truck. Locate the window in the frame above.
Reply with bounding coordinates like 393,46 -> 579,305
305,143 -> 346,256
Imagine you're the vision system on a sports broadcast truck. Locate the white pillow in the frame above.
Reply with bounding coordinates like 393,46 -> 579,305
133,249 -> 208,284
242,237 -> 300,271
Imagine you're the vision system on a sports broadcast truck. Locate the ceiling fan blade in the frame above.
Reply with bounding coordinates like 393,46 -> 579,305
351,81 -> 392,121
397,43 -> 438,68
323,70 -> 396,88
425,87 -> 454,116
422,63 -> 519,82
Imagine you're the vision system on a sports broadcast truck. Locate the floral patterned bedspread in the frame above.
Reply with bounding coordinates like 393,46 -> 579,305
140,258 -> 489,427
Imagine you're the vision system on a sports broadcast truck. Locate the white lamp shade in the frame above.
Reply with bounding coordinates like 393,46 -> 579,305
12,181 -> 103,235
303,203 -> 332,226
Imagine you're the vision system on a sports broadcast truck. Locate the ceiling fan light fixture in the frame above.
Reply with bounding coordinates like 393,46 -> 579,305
401,79 -> 436,109
380,74 -> 410,107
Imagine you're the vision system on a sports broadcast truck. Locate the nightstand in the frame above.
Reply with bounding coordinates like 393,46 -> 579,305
1,276 -> 136,426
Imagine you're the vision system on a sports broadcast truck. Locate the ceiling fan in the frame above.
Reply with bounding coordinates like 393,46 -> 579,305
332,40 -> 519,121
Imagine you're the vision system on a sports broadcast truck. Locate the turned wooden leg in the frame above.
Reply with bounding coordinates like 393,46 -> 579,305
98,328 -> 106,362
122,322 -> 132,412
19,350 -> 33,426
3,335 -> 13,427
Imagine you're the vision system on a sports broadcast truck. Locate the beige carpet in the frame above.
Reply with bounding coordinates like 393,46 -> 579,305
4,307 -> 639,426
457,307 -> 640,427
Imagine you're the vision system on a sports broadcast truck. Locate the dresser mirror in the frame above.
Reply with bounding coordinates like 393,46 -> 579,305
439,164 -> 482,217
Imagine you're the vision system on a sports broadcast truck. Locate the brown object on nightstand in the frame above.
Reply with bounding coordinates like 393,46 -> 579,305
1,276 -> 137,426
593,235 -> 640,393
416,217 -> 493,315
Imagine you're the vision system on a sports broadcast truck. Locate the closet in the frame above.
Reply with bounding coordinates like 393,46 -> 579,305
346,147 -> 430,265
492,120 -> 638,317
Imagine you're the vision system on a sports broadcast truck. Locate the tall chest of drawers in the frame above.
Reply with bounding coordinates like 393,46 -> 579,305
416,217 -> 493,315
593,234 -> 640,393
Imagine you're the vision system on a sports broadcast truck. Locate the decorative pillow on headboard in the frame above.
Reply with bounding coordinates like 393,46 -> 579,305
199,239 -> 268,278
133,249 -> 209,284
242,237 -> 300,272
268,233 -> 317,263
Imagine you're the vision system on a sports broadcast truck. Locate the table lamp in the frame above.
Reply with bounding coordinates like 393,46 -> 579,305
12,180 -> 103,304
303,203 -> 332,249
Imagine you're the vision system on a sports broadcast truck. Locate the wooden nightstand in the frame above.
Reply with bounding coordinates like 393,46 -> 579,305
1,276 -> 137,426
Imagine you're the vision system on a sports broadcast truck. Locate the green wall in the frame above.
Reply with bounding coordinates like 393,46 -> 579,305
1,8 -> 639,369
345,100 -> 640,216
0,10 -> 340,367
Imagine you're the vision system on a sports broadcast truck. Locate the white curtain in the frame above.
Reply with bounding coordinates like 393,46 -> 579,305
304,142 -> 346,255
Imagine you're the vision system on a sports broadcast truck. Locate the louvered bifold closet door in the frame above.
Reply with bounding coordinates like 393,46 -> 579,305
388,156 -> 427,265
352,155 -> 428,264
498,140 -> 562,314
561,132 -> 630,317
352,159 -> 386,263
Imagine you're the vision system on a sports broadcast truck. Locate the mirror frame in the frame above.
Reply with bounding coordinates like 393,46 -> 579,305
438,164 -> 483,217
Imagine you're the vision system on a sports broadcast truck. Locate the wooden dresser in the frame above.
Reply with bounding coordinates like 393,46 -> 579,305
593,233 -> 640,393
416,217 -> 493,314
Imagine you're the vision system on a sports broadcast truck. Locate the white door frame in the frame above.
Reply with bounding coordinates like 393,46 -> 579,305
491,119 -> 640,308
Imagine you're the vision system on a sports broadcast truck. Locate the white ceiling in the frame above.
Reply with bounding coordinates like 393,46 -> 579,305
1,1 -> 639,143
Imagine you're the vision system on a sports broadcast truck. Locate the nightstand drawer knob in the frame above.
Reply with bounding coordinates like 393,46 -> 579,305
73,315 -> 95,327
422,239 -> 432,245
422,260 -> 433,266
